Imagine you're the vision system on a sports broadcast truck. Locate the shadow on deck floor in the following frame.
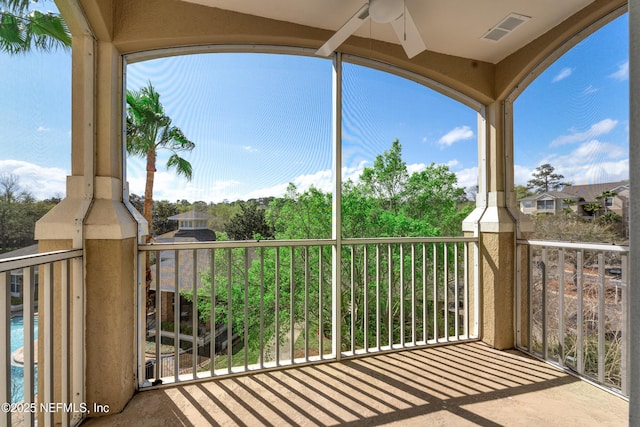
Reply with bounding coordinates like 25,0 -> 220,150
83,342 -> 628,426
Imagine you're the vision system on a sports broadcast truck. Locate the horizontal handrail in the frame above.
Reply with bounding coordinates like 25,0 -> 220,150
139,236 -> 478,251
0,249 -> 83,272
517,239 -> 628,252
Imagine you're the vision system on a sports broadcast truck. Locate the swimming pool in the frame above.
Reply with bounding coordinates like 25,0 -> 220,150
10,316 -> 38,403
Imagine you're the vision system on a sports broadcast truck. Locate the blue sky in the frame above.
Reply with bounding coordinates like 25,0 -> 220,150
0,5 -> 628,203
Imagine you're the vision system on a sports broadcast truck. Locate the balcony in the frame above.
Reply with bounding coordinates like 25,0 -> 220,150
1,0 -> 636,425
2,238 -> 629,426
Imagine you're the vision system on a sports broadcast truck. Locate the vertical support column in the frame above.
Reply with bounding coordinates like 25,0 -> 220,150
629,0 -> 639,422
82,40 -> 138,415
463,102 -> 517,350
331,53 -> 343,360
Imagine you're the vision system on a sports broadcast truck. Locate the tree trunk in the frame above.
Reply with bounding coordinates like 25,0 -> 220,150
144,148 -> 156,322
143,148 -> 156,236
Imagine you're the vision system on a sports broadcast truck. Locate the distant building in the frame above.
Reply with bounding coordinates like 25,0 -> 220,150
159,211 -> 217,242
518,180 -> 629,236
0,244 -> 39,301
150,211 -> 216,323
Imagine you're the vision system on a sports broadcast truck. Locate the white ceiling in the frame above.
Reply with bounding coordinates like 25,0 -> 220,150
180,0 -> 595,63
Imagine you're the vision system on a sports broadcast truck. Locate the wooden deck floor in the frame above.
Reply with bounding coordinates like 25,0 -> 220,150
83,342 -> 628,426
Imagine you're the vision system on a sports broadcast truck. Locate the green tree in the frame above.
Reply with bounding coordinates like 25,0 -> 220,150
527,163 -> 569,193
360,138 -> 408,213
0,174 -> 56,252
515,185 -> 532,200
562,198 -> 577,215
0,0 -> 70,54
126,81 -> 195,233
596,190 -> 617,214
225,202 -> 274,240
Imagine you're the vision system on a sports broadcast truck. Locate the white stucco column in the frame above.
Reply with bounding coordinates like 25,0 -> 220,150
628,0 -> 639,423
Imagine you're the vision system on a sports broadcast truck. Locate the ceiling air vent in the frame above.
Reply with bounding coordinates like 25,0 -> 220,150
482,13 -> 531,42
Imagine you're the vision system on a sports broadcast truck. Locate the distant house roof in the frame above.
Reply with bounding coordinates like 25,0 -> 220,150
168,211 -> 212,221
519,191 -> 577,202
519,180 -> 629,202
560,180 -> 629,201
0,244 -> 38,260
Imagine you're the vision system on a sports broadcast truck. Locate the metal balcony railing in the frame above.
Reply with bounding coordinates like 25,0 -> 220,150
516,239 -> 629,397
138,237 -> 478,387
1,248 -> 84,427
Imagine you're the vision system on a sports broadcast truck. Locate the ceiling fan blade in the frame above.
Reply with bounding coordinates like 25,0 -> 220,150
390,6 -> 426,58
315,3 -> 370,57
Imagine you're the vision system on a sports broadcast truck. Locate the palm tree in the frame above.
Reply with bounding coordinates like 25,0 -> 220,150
126,82 -> 195,318
0,0 -> 71,54
582,201 -> 601,219
126,81 -> 195,233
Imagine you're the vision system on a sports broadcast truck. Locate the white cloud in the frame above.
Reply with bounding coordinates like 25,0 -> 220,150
446,159 -> 460,169
438,125 -> 474,147
539,140 -> 628,185
609,61 -> 629,81
552,67 -> 573,83
407,163 -> 427,175
454,166 -> 478,191
513,164 -> 534,186
0,160 -> 67,199
582,85 -> 598,95
550,118 -> 618,147
36,126 -> 51,133
242,145 -> 258,153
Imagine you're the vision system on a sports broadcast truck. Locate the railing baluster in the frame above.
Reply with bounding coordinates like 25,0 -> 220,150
1,271 -> 10,427
226,248 -> 232,374
61,259 -> 70,427
528,245 -> 533,353
244,248 -> 249,371
259,248 -> 265,369
542,247 -> 547,360
376,244 -> 380,351
400,244 -> 405,347
597,252 -> 605,384
388,244 -> 393,348
363,245 -> 368,353
423,244 -> 427,343
275,247 -> 280,365
621,253 -> 629,396
350,245 -> 355,354
155,252 -> 161,380
577,250 -> 584,375
174,250 -> 180,381
411,243 -> 416,345
304,246 -> 309,361
558,248 -> 565,366
290,247 -> 295,364
318,246 -> 323,360
433,243 -> 438,341
464,241 -> 469,338
23,266 -> 34,426
192,249 -> 198,379
444,243 -> 449,341
43,262 -> 54,427
210,249 -> 216,376
454,242 -> 459,340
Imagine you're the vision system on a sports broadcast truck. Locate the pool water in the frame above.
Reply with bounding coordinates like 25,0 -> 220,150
10,316 -> 38,403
